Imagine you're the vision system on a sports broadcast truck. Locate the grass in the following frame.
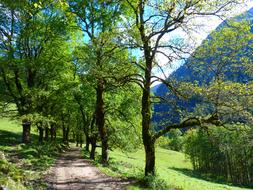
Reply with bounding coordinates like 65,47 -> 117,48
1,117 -> 252,190
0,117 -> 65,190
86,147 -> 253,190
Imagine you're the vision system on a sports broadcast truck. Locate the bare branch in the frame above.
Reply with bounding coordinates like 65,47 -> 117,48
153,113 -> 222,140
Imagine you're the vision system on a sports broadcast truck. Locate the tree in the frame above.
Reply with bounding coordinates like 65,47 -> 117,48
72,76 -> 96,152
184,125 -> 253,186
0,0 -> 74,143
122,0 -> 243,175
105,82 -> 142,152
69,0 -> 139,165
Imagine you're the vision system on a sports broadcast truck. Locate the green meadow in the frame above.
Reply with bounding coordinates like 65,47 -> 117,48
0,118 -> 64,190
0,118 -> 251,190
89,144 -> 252,190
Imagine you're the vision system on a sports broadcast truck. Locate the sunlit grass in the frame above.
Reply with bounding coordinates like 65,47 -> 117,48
0,118 -> 63,190
92,147 -> 252,190
1,117 -> 251,190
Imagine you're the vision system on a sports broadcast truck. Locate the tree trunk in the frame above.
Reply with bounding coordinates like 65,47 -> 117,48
22,121 -> 31,144
38,126 -> 44,143
84,125 -> 90,151
66,126 -> 70,144
96,80 -> 108,165
142,83 -> 155,175
62,125 -> 66,143
50,124 -> 56,141
75,93 -> 91,151
45,127 -> 49,141
141,46 -> 155,175
76,139 -> 79,147
76,134 -> 80,147
144,140 -> 155,176
85,135 -> 90,152
79,134 -> 83,148
90,137 -> 97,160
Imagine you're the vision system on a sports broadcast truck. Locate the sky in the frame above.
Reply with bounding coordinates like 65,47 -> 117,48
152,1 -> 253,86
190,1 -> 253,46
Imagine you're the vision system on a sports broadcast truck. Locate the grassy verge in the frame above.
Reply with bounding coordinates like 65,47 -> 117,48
0,118 -> 65,190
83,147 -> 252,190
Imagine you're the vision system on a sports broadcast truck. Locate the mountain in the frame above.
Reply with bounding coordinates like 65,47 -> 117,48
152,7 -> 253,128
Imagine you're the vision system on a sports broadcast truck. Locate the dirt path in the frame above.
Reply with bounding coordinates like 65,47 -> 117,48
47,148 -> 132,190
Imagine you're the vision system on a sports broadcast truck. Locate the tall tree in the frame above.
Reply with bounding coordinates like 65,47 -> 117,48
69,0 -> 138,165
0,0 -> 73,143
122,0 -> 243,175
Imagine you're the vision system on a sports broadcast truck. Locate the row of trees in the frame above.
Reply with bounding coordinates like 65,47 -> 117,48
0,0 -> 142,164
185,126 -> 253,186
1,0 -> 252,177
0,0 -> 74,143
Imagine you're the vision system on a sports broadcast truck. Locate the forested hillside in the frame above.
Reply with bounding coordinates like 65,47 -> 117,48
153,7 -> 253,126
0,0 -> 253,190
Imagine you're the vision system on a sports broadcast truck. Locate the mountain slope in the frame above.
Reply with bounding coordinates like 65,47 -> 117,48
153,7 -> 253,128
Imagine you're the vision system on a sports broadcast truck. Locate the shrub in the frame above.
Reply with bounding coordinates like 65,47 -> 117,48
158,129 -> 184,151
143,174 -> 183,190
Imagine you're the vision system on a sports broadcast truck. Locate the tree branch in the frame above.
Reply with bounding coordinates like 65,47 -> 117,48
153,113 -> 222,140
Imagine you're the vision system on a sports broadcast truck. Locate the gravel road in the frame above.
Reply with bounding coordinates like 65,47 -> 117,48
47,148 -> 132,190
